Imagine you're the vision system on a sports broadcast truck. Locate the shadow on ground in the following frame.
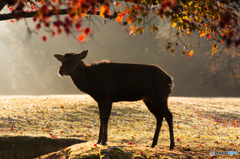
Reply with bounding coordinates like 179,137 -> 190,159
0,136 -> 85,159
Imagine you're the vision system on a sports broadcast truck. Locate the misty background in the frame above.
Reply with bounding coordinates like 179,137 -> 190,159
0,9 -> 239,97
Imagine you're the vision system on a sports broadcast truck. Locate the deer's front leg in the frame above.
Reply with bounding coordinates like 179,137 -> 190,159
97,101 -> 112,145
97,108 -> 104,144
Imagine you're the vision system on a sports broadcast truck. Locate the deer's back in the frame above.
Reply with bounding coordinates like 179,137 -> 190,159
87,62 -> 172,102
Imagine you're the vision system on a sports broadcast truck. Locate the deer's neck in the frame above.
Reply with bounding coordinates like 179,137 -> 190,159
70,62 -> 92,94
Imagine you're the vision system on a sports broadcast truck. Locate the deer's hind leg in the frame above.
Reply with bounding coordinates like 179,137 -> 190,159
143,97 -> 163,148
148,93 -> 175,150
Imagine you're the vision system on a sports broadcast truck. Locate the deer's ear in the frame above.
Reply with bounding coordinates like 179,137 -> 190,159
54,54 -> 63,62
78,50 -> 88,60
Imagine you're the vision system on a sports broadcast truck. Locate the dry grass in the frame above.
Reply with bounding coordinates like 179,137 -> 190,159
0,95 -> 240,158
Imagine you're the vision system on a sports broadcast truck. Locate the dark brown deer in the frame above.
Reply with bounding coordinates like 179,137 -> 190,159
54,50 -> 175,149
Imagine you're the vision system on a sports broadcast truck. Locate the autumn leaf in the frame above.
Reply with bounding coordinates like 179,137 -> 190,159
212,49 -> 217,55
166,42 -> 172,50
212,44 -> 218,55
170,18 -> 177,28
36,24 -> 41,30
75,23 -> 81,31
83,27 -> 90,35
116,12 -> 123,23
129,25 -> 134,35
212,44 -> 217,49
126,15 -> 134,24
52,31 -> 56,37
188,50 -> 194,57
170,49 -> 175,54
115,2 -> 120,7
42,36 -> 47,42
207,34 -> 211,40
78,34 -> 85,42
52,0 -> 57,4
100,5 -> 108,18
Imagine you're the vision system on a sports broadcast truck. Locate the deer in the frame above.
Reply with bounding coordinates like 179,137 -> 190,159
54,50 -> 175,150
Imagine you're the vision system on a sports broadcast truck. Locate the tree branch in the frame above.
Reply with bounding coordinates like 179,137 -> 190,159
0,0 -> 6,12
0,9 -> 118,21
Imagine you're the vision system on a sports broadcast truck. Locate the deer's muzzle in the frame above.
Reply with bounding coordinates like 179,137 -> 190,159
58,67 -> 65,76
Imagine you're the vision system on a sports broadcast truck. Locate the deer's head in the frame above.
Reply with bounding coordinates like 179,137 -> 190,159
54,50 -> 88,76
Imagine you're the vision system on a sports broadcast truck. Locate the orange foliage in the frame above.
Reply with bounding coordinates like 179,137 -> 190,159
78,34 -> 85,42
116,12 -> 123,23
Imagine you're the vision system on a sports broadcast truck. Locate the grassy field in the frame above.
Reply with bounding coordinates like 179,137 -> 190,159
0,95 -> 239,159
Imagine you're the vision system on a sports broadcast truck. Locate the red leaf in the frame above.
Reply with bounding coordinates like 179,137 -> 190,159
52,31 -> 56,37
33,16 -> 37,22
75,23 -> 81,31
135,5 -> 139,11
83,27 -> 90,35
78,34 -> 85,42
58,28 -> 62,34
42,36 -> 47,42
107,10 -> 111,15
162,2 -> 168,12
207,34 -> 211,40
44,22 -> 49,27
115,2 -> 120,7
36,23 -> 41,30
